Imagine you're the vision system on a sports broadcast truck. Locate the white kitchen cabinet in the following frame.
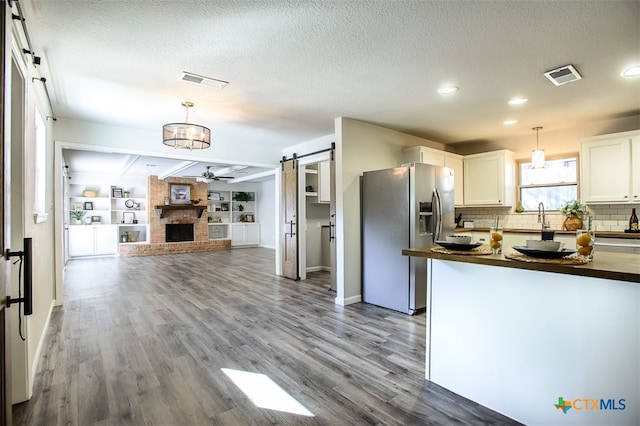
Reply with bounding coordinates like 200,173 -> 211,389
581,130 -> 640,203
318,160 -> 331,203
68,225 -> 118,257
463,150 -> 515,206
231,223 -> 260,247
404,146 -> 464,206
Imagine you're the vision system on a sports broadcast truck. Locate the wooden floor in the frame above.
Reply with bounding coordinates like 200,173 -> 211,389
13,248 -> 520,425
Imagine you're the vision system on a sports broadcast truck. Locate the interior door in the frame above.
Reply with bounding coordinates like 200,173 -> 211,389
0,1 -> 10,422
281,159 -> 299,280
328,151 -> 337,291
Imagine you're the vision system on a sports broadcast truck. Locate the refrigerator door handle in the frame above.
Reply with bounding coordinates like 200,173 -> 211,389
433,188 -> 443,241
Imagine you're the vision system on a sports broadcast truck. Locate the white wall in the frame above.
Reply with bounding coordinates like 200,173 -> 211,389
257,179 -> 276,249
334,118 -> 446,305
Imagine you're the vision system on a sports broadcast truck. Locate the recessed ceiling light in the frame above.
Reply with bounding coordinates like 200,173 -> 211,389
622,66 -> 640,77
503,119 -> 518,126
437,85 -> 459,95
508,97 -> 528,105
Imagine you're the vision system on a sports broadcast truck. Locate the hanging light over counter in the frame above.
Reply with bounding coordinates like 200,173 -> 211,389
531,126 -> 545,168
163,101 -> 211,150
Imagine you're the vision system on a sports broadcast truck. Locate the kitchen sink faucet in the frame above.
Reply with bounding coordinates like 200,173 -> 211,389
538,202 -> 550,232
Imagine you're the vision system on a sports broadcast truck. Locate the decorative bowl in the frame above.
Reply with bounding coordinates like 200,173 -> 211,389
446,235 -> 472,244
525,240 -> 561,252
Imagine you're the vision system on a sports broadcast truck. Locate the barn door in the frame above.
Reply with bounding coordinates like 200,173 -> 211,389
328,151 -> 337,291
281,159 -> 299,280
0,0 -> 10,421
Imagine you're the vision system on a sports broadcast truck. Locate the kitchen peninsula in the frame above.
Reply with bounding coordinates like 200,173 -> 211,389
402,247 -> 639,426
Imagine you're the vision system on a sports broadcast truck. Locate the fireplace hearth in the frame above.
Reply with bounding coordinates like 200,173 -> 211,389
166,224 -> 194,242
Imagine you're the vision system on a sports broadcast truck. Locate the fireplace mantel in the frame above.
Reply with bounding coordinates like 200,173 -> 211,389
155,204 -> 207,219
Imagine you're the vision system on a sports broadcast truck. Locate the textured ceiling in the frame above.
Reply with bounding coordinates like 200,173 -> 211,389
20,0 -> 640,154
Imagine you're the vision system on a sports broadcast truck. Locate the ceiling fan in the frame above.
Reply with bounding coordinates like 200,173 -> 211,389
185,166 -> 234,181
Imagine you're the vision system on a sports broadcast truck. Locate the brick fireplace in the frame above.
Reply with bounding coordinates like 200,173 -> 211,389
119,176 -> 231,257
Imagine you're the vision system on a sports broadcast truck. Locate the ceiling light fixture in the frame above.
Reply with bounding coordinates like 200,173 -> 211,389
163,101 -> 211,150
508,97 -> 528,105
437,85 -> 459,95
531,126 -> 545,168
622,66 -> 640,78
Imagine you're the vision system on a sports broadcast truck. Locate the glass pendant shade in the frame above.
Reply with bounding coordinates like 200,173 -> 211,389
531,148 -> 545,168
531,126 -> 545,168
163,101 -> 211,150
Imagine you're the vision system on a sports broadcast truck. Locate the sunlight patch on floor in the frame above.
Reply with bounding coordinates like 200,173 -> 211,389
222,368 -> 315,417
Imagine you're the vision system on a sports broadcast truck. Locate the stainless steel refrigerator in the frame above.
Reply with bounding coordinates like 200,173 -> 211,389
361,163 -> 455,314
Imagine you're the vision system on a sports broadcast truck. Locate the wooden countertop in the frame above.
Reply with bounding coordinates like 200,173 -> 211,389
455,227 -> 640,239
402,246 -> 640,283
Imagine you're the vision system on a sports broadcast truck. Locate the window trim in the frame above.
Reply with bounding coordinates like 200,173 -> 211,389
516,152 -> 580,212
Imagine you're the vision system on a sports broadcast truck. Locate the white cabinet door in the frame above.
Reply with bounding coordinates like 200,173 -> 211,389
631,136 -> 640,202
69,225 -> 117,256
231,224 -> 245,246
581,136 -> 631,203
444,155 -> 464,206
245,223 -> 260,245
318,160 -> 331,203
94,225 -> 118,255
403,146 -> 445,166
463,150 -> 514,206
231,223 -> 260,246
68,226 -> 95,256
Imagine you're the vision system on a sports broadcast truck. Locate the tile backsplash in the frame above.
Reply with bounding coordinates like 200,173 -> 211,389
456,204 -> 639,232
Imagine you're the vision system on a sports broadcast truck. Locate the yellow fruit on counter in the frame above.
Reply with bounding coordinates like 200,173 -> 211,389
490,240 -> 501,249
491,232 -> 503,241
576,233 -> 591,246
578,246 -> 593,256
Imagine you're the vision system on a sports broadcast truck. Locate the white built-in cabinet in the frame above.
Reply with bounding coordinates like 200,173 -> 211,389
403,146 -> 464,206
68,225 -> 118,256
463,150 -> 515,206
580,130 -> 640,204
68,182 -> 148,256
318,161 -> 331,203
231,223 -> 260,246
207,190 -> 259,245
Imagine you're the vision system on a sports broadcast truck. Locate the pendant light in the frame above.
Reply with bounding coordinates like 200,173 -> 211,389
163,101 -> 211,150
531,126 -> 545,168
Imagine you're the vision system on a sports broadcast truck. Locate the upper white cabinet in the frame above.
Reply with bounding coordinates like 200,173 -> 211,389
404,146 -> 464,206
581,130 -> 640,204
317,160 -> 331,204
463,150 -> 515,207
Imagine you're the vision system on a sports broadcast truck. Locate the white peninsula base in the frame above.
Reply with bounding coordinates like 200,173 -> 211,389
426,259 -> 639,426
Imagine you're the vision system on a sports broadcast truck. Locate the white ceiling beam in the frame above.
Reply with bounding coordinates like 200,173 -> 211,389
158,161 -> 198,180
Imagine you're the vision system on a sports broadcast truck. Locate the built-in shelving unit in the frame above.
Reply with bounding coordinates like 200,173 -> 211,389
207,190 -> 259,245
68,181 -> 149,255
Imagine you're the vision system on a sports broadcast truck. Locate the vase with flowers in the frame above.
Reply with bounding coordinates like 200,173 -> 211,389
559,200 -> 587,231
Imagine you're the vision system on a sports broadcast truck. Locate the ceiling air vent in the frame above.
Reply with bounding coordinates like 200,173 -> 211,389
179,71 -> 228,89
544,64 -> 582,86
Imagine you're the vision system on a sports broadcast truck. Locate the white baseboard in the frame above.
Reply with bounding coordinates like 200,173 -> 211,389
335,294 -> 362,306
306,266 -> 330,273
29,300 -> 56,397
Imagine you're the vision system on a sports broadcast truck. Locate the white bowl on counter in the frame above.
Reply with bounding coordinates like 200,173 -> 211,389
525,240 -> 562,252
446,235 -> 472,244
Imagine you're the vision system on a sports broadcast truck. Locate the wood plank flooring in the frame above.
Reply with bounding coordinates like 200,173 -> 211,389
13,248 -> 521,425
